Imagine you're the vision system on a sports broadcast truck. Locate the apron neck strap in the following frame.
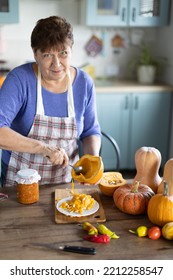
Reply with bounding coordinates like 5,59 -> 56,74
36,68 -> 75,117
67,70 -> 75,117
36,68 -> 44,115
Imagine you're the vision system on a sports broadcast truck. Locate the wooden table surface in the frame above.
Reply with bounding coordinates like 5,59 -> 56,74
0,183 -> 173,260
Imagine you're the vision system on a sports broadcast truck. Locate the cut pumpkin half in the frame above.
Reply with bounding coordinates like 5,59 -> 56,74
98,172 -> 126,196
71,154 -> 104,184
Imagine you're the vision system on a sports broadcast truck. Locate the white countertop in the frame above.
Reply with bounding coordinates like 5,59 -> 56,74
94,79 -> 173,93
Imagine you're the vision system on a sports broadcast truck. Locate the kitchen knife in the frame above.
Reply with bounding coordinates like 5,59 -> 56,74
30,243 -> 96,255
59,245 -> 96,255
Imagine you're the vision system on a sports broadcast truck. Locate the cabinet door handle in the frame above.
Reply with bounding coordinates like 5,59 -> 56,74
133,96 -> 138,110
132,8 -> 136,22
124,96 -> 129,110
121,7 -> 126,22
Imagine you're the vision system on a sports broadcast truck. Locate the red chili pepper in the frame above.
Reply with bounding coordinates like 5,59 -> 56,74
83,234 -> 110,243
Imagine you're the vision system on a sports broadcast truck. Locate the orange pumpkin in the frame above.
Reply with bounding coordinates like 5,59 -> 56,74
133,146 -> 162,193
147,181 -> 173,226
113,181 -> 154,215
157,158 -> 173,195
71,154 -> 104,184
98,172 -> 126,196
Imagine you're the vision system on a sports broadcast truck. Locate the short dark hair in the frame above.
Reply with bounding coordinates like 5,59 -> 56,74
31,16 -> 74,52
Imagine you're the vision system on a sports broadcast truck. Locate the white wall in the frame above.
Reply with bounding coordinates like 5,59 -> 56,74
0,0 -> 158,79
0,0 -> 62,67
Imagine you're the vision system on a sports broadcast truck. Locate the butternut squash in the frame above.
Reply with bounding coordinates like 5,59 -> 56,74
133,147 -> 162,193
157,158 -> 173,195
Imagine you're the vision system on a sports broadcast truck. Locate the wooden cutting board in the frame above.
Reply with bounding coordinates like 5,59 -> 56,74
55,188 -> 106,224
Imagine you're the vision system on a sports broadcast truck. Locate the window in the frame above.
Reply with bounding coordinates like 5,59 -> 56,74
140,0 -> 160,17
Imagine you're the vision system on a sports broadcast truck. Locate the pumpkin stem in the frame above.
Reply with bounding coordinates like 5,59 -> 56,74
163,180 -> 169,196
132,181 -> 140,193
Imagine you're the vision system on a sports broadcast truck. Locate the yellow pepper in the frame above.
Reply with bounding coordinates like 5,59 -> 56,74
97,224 -> 119,239
82,222 -> 98,235
129,226 -> 148,237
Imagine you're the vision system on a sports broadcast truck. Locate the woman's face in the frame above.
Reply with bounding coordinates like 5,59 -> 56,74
33,45 -> 72,81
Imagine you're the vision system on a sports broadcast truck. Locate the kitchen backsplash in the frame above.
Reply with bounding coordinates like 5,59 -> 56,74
0,0 -> 160,80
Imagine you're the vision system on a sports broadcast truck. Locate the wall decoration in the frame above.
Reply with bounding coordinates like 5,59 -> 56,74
84,35 -> 103,57
111,34 -> 125,54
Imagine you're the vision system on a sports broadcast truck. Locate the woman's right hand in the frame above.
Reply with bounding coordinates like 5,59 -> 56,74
43,146 -> 69,167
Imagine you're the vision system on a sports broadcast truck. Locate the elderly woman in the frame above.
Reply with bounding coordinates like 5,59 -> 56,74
0,16 -> 101,187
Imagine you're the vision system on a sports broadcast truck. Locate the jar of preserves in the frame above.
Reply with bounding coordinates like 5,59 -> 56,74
15,169 -> 41,204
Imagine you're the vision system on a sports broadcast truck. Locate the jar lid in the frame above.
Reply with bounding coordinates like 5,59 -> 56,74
15,169 -> 41,184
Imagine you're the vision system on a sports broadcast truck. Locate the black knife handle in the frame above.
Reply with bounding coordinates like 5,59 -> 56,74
62,245 -> 96,255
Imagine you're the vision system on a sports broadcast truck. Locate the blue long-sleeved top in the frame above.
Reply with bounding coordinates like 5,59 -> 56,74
0,63 -> 101,164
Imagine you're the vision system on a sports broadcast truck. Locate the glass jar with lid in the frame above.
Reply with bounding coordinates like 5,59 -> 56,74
15,169 -> 41,204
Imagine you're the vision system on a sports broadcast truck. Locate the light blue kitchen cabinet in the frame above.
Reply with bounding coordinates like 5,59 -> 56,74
84,0 -> 170,27
96,92 -> 171,171
0,0 -> 19,24
129,92 -> 171,168
96,93 -> 130,170
85,0 -> 128,27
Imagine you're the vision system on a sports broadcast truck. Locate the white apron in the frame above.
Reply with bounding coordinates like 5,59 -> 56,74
5,68 -> 79,187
